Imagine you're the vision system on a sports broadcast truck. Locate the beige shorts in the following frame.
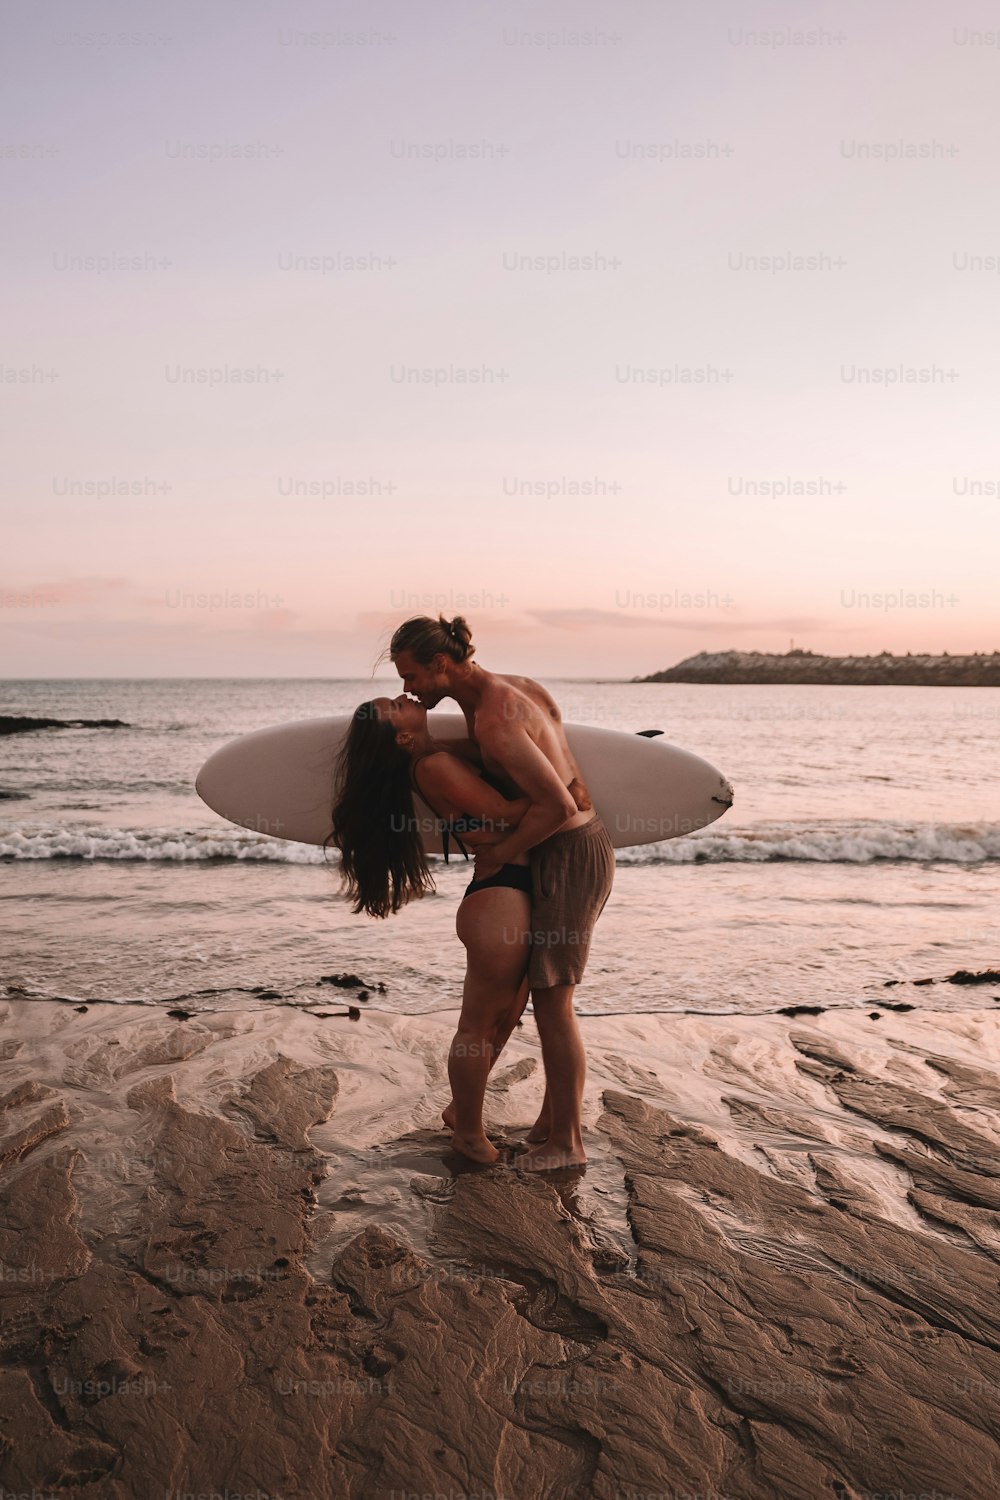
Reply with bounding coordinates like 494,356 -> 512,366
527,814 -> 616,990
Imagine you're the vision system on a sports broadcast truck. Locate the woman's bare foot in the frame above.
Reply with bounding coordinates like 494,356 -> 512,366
519,1141 -> 586,1172
450,1132 -> 500,1165
442,1101 -> 456,1131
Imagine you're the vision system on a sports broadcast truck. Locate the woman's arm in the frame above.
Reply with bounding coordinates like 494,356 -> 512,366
414,754 -> 529,843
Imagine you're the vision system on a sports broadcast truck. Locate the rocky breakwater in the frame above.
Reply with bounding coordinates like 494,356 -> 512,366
638,649 -> 1000,686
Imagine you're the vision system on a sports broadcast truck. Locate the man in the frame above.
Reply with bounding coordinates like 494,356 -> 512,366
389,614 -> 615,1170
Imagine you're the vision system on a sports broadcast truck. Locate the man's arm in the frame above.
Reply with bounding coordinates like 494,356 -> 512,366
413,755 -> 528,846
444,734 -> 590,807
472,719 -> 577,871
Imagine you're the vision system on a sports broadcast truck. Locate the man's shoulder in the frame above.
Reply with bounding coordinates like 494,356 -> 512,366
488,673 -> 561,721
476,680 -> 536,739
474,701 -> 529,742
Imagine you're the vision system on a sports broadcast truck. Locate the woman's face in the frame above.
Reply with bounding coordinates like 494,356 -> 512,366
372,694 -> 427,743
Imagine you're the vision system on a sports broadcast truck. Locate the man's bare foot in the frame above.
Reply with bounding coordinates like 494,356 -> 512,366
442,1101 -> 456,1131
450,1132 -> 500,1165
524,1117 -> 550,1144
519,1142 -> 586,1172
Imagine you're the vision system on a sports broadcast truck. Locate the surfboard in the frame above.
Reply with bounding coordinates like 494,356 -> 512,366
195,714 -> 733,852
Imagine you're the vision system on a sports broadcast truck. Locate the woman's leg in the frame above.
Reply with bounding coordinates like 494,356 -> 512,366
441,970 -> 530,1131
447,885 -> 530,1163
489,971 -> 530,1061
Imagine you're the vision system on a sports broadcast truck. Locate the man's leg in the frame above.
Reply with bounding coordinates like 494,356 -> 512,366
526,1027 -> 553,1140
525,1083 -> 552,1143
520,983 -> 587,1170
517,817 -> 616,1165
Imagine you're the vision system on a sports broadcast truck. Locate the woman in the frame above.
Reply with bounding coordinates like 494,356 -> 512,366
329,693 -> 534,1164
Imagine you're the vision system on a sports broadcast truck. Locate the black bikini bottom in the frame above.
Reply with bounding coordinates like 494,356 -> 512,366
463,863 -> 533,899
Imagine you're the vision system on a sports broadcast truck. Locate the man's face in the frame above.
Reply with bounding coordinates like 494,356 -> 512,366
393,648 -> 450,708
372,695 -> 427,740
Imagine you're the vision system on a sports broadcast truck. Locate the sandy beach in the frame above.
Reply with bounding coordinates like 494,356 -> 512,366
6,0 -> 1000,1491
2,992 -> 999,1499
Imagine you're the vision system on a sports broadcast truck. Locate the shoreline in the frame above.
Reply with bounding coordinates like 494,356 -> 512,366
2,998 -> 997,1497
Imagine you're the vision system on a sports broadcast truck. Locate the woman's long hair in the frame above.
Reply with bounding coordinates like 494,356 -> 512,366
326,702 -> 434,918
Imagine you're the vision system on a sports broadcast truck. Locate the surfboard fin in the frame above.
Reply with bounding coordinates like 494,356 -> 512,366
635,729 -> 664,737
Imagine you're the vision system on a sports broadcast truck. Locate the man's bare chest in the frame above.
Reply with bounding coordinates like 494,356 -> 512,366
464,706 -> 533,795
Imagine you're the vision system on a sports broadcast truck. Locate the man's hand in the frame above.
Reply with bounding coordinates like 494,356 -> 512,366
472,849 -> 503,883
568,776 -> 592,812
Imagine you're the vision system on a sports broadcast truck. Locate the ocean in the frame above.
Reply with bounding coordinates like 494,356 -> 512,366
2,677 -> 999,1018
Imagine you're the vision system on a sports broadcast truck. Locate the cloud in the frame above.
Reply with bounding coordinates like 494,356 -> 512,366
0,616 -> 363,649
0,576 -> 130,607
528,608 -> 658,631
257,609 -> 297,631
526,608 -> 837,634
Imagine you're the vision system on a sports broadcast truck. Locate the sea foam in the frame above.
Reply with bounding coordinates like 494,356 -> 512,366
2,820 -> 999,865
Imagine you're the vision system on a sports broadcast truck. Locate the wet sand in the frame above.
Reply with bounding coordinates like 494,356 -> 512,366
2,994 -> 999,1498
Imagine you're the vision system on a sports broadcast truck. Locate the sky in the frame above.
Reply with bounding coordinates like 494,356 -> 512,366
2,0 -> 999,678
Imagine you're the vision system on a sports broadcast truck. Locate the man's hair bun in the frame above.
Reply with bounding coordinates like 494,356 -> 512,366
388,614 -> 476,666
441,615 -> 474,661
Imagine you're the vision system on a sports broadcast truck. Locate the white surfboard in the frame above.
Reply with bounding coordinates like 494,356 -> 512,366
195,715 -> 733,852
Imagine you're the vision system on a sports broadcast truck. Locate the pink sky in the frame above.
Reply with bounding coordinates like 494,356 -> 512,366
3,0 -> 998,677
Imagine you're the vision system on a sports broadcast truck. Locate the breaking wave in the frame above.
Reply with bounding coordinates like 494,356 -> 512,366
615,820 -> 1000,865
2,820 -> 999,864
